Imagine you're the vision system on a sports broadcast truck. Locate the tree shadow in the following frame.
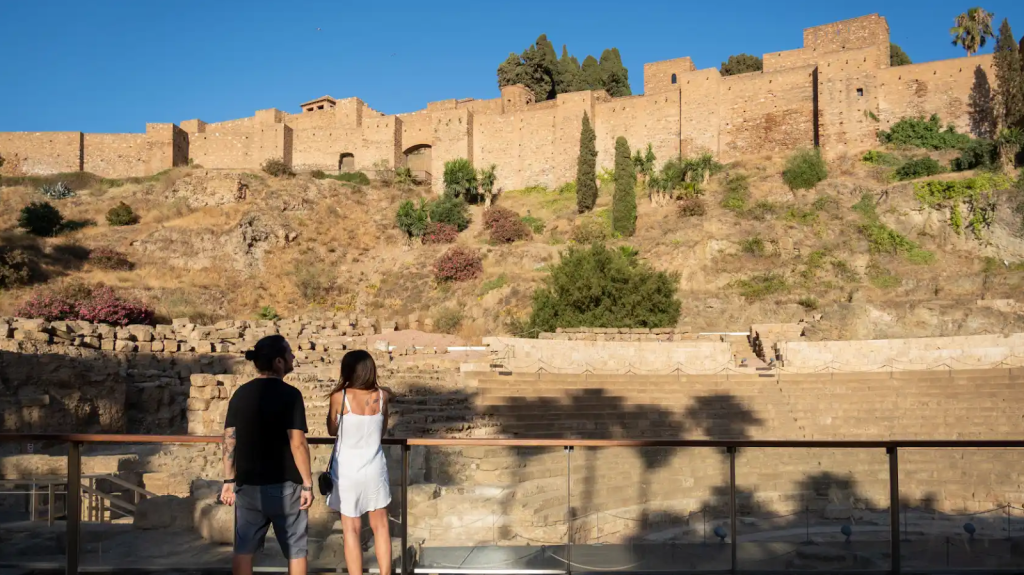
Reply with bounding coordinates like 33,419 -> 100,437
969,65 -> 996,139
0,232 -> 91,286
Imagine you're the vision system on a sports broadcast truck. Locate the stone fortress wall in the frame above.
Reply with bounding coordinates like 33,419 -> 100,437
0,14 -> 996,193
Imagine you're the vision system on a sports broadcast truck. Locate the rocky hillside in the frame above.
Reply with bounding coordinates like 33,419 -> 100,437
3,150 -> 1024,342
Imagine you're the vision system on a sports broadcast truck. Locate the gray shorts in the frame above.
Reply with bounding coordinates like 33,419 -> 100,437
234,482 -> 308,559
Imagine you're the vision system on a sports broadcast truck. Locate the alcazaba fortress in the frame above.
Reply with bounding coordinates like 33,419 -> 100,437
0,14 -> 997,193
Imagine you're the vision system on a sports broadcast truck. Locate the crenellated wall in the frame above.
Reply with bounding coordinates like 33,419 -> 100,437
0,13 -> 997,191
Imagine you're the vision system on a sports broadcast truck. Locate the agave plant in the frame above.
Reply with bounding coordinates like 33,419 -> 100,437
39,181 -> 75,200
951,7 -> 996,57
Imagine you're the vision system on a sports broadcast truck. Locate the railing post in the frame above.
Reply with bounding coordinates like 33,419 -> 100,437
30,482 -> 37,522
48,483 -> 55,526
67,441 -> 81,575
728,446 -> 738,575
565,445 -> 574,575
888,446 -> 901,574
401,444 -> 409,575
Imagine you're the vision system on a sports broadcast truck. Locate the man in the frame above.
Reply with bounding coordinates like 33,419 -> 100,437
220,335 -> 314,575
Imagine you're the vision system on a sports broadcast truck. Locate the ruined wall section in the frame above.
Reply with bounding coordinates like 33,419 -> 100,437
432,109 -> 473,191
719,65 -> 815,161
82,134 -> 148,178
678,71 -> 722,156
804,14 -> 889,53
876,55 -> 995,138
816,47 -> 885,157
643,57 -> 696,94
0,132 -> 82,176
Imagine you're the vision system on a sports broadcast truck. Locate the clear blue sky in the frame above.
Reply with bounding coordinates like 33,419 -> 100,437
3,0 -> 1024,133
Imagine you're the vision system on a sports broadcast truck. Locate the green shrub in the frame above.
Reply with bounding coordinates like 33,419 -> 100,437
310,169 -> 327,179
861,150 -> 901,166
521,215 -> 546,234
256,305 -> 280,321
429,196 -> 471,232
785,205 -> 818,225
332,171 -> 371,185
831,259 -> 861,283
434,307 -> 464,334
893,157 -> 945,181
261,158 -> 294,177
812,194 -> 841,212
733,272 -> 788,299
677,197 -> 706,217
745,200 -> 780,221
479,274 -> 508,295
860,221 -> 917,256
39,181 -> 75,200
797,296 -> 819,310
951,139 -> 998,171
106,202 -> 139,226
906,248 -> 936,265
18,202 -> 64,237
877,114 -> 972,150
914,174 -> 1009,237
528,243 -> 681,331
741,237 -> 768,257
443,158 -> 478,200
867,262 -> 900,289
571,216 -> 610,244
421,222 -> 459,244
721,173 -> 750,212
852,192 -> 878,220
396,199 -> 429,238
0,248 -> 31,289
782,148 -> 828,190
88,247 -> 134,271
396,167 -> 417,187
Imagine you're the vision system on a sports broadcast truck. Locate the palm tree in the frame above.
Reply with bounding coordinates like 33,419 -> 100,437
951,7 -> 996,57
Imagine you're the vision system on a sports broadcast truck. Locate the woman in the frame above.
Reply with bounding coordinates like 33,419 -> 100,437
326,350 -> 392,575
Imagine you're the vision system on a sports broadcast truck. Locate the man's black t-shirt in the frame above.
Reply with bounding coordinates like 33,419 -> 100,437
224,377 -> 308,486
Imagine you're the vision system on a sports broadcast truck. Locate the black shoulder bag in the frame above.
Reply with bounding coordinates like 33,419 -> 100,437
318,390 -> 342,496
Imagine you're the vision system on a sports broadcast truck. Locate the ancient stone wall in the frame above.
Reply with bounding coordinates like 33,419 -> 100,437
776,333 -> 1024,370
0,132 -> 82,175
1,13 -> 999,194
81,134 -> 148,178
484,336 -> 732,373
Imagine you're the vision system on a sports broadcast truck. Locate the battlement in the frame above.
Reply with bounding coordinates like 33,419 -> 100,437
0,14 -> 988,191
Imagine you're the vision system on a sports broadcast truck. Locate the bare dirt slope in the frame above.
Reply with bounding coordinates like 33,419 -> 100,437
3,153 -> 1024,342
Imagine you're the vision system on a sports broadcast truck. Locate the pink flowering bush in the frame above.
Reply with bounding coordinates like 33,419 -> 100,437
15,283 -> 154,326
483,206 -> 531,244
433,246 -> 483,282
421,222 -> 459,244
77,286 -> 154,326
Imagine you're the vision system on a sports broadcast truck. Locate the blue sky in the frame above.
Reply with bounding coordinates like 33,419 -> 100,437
2,0 -> 1024,133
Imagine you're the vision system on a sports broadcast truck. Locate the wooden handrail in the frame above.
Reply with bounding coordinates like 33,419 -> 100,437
1,433 -> 1023,449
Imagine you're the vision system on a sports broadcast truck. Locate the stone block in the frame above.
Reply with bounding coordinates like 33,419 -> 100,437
128,325 -> 155,342
14,318 -> 48,332
192,386 -> 219,400
142,472 -> 192,497
150,341 -> 165,352
114,340 -> 137,352
172,318 -> 192,328
81,336 -> 101,349
0,322 -> 11,338
116,328 -> 136,341
215,329 -> 241,340
194,498 -> 234,544
100,338 -> 115,351
136,342 -> 152,353
14,330 -> 52,343
134,495 -> 195,530
187,397 -> 212,411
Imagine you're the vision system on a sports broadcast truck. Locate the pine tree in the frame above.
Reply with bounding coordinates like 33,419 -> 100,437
889,43 -> 912,66
576,113 -> 598,213
581,55 -> 603,91
994,18 -> 1024,128
557,45 -> 583,94
600,48 -> 631,97
497,53 -> 525,89
612,137 -> 637,236
518,43 -> 556,102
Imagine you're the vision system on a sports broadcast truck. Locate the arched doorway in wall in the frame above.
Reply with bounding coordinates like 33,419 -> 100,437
402,144 -> 432,179
339,153 -> 355,172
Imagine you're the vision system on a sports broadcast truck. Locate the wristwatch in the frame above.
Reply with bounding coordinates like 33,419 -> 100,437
223,479 -> 236,484
301,485 -> 312,492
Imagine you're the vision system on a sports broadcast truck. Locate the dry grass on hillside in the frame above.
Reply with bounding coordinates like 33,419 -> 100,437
3,154 -> 1024,339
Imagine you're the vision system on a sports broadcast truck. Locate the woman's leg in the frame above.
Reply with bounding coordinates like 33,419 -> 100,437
368,508 -> 392,575
341,514 -> 363,575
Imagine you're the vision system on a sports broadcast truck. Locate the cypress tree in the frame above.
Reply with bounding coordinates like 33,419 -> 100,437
581,55 -> 603,91
612,137 -> 637,237
557,45 -> 583,94
576,113 -> 598,213
994,19 -> 1024,128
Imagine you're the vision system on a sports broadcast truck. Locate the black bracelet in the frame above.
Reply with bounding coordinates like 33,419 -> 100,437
223,479 -> 236,484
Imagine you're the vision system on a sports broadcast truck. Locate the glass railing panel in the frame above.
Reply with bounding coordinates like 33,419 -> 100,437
899,448 -> 1024,572
0,438 -> 68,569
569,446 -> 731,572
408,445 -> 568,574
736,447 -> 891,572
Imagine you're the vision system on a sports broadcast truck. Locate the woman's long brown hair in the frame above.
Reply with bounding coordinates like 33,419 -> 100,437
331,349 -> 378,395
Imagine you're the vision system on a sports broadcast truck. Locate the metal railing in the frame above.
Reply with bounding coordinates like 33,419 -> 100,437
2,433 -> 1023,574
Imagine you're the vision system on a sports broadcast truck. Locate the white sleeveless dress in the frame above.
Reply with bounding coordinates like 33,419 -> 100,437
326,389 -> 392,518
